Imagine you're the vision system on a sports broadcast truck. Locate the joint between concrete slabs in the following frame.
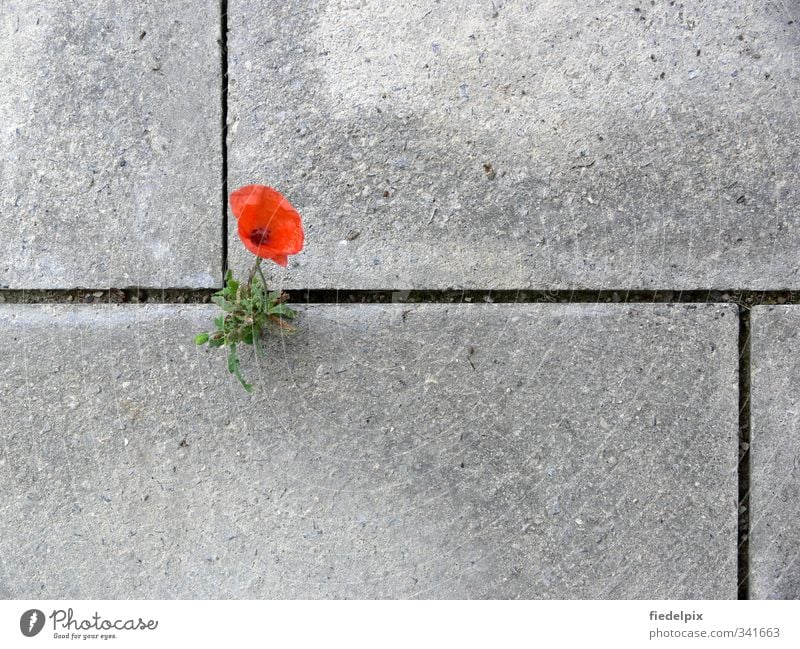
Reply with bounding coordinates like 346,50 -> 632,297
737,306 -> 752,600
219,0 -> 230,280
1,288 -> 800,306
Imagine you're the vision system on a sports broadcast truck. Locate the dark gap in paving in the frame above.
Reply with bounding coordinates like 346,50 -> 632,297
219,0 -> 230,279
737,306 -> 752,599
292,289 -> 800,307
0,288 -> 799,305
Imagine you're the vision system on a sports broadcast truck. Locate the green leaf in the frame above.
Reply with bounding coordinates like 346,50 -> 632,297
252,332 -> 263,356
211,295 -> 236,312
213,314 -> 224,329
251,282 -> 266,304
242,328 -> 254,345
222,271 -> 240,299
268,303 -> 296,318
227,344 -> 253,392
194,332 -> 210,345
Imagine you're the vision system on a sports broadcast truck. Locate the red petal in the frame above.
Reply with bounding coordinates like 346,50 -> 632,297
229,185 -> 284,220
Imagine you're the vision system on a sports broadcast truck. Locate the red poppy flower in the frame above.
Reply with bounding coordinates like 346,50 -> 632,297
229,184 -> 304,266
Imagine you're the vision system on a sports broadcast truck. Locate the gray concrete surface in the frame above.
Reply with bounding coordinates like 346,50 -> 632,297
0,0 -> 221,289
750,306 -> 800,599
0,303 -> 738,598
227,0 -> 800,289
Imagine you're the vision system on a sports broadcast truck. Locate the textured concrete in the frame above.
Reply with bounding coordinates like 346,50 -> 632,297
750,306 -> 800,599
0,303 -> 738,598
0,1 -> 221,289
228,0 -> 800,289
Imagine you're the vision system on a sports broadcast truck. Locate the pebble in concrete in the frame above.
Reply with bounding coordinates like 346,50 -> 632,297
0,303 -> 737,598
750,306 -> 800,599
228,0 -> 800,290
0,1 -> 221,289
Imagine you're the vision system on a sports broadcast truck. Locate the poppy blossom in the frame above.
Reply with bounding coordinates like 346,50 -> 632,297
229,184 -> 304,266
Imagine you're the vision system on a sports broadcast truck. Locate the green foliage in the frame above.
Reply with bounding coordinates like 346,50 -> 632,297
195,264 -> 297,392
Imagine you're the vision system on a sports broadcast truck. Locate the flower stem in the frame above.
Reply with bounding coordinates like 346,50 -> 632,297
256,259 -> 269,290
247,257 -> 271,294
248,257 -> 263,286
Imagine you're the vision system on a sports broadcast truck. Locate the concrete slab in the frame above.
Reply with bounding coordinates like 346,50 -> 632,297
0,1 -> 221,289
0,303 -> 738,598
227,0 -> 800,290
750,306 -> 800,599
